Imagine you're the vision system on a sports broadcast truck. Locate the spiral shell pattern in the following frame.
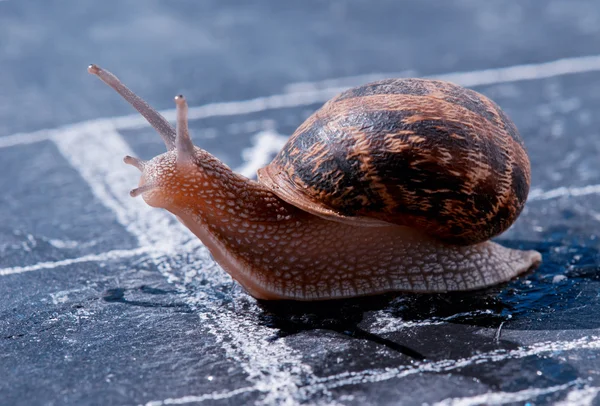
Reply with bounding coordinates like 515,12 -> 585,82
259,78 -> 531,245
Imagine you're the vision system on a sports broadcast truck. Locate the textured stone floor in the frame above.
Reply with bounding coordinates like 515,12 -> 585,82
1,1 -> 600,405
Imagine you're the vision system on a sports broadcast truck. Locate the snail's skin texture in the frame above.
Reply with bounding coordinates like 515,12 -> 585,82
88,65 -> 542,301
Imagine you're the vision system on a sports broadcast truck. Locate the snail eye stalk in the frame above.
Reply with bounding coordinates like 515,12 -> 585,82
174,95 -> 195,165
129,183 -> 158,198
123,155 -> 146,171
88,64 -> 177,151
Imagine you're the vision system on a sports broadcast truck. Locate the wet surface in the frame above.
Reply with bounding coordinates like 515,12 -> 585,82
1,1 -> 600,405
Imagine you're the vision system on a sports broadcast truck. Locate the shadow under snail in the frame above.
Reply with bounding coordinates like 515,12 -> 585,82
88,64 -> 541,301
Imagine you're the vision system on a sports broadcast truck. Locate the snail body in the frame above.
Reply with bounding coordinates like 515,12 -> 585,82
88,65 -> 541,301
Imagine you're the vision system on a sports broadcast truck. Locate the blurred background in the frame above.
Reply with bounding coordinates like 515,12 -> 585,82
2,0 -> 600,135
2,1 -> 600,405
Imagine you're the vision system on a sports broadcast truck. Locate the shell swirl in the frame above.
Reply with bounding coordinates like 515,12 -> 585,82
258,78 -> 531,245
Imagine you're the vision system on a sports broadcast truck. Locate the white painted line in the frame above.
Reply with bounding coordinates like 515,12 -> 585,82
0,247 -> 152,276
237,129 -> 289,178
555,385 -> 600,406
109,87 -> 340,132
144,386 -> 256,406
286,54 -> 600,92
4,53 -> 600,151
589,210 -> 600,223
432,381 -> 582,406
370,309 -> 495,334
51,123 -> 195,252
0,118 -> 269,150
107,53 -> 600,132
529,184 -> 600,201
302,335 -> 600,396
5,52 -> 600,151
0,128 -> 285,279
432,54 -> 600,88
283,69 -> 417,93
0,129 -> 56,149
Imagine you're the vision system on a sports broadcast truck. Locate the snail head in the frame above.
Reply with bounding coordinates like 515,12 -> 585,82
87,64 -> 206,210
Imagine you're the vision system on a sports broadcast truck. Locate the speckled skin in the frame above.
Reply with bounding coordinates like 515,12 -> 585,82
89,66 -> 541,300
141,150 -> 540,300
259,79 -> 531,245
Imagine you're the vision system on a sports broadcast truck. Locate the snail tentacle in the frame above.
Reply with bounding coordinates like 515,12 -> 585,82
174,95 -> 195,165
123,155 -> 146,171
88,64 -> 177,151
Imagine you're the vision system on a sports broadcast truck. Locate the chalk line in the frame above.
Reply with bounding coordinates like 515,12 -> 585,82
529,184 -> 600,201
433,54 -> 600,88
54,124 -> 324,405
0,128 -> 288,279
283,69 -> 417,93
144,386 -> 256,406
286,54 -> 600,92
4,53 -> 600,151
370,309 -> 495,334
52,123 -> 194,253
555,385 -> 600,406
432,381 -> 582,406
103,53 -> 600,133
0,246 -> 152,276
0,129 -> 56,149
300,335 -> 600,396
237,129 -> 289,178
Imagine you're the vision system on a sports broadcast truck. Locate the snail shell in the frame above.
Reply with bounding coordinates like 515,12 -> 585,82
259,78 -> 530,245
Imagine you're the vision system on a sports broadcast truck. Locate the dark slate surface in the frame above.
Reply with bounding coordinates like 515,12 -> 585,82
1,1 -> 600,405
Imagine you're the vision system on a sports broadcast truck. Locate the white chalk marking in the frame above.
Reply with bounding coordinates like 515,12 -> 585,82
48,239 -> 83,249
285,54 -> 600,92
301,335 -> 600,395
555,385 -> 600,406
144,386 -> 256,406
433,381 -> 582,406
109,88 -> 339,132
236,130 -> 289,178
370,309 -> 495,334
589,210 -> 600,223
0,125 -> 283,279
49,286 -> 94,305
195,299 -> 334,406
4,53 -> 600,151
283,69 -> 416,93
433,54 -> 600,88
52,123 -> 194,253
0,246 -> 152,276
106,54 -> 600,133
54,125 -> 321,405
0,129 -> 56,148
529,184 -> 600,201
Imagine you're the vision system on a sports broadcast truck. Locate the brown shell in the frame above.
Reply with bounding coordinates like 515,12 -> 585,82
257,78 -> 531,245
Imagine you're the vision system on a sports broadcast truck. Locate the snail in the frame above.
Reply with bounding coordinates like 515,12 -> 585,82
88,64 -> 541,301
